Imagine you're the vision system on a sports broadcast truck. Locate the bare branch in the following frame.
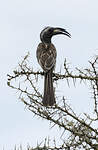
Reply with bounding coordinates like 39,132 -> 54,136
7,53 -> 98,150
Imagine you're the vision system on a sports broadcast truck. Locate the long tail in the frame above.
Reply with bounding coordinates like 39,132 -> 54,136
42,69 -> 55,106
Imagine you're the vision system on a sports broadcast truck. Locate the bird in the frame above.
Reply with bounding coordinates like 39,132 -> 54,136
36,26 -> 71,106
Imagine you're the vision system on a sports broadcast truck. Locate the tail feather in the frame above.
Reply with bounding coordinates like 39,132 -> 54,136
42,70 -> 55,106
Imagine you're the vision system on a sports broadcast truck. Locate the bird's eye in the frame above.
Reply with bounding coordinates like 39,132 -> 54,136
48,28 -> 53,33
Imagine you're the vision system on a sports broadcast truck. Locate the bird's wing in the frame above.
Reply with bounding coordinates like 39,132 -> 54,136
37,43 -> 57,72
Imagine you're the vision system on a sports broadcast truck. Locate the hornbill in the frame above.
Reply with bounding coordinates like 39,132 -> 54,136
36,27 -> 71,106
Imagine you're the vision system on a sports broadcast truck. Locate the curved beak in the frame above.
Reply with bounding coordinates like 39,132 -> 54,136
53,27 -> 71,38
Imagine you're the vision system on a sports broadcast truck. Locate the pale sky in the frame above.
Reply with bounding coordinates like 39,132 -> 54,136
0,0 -> 98,149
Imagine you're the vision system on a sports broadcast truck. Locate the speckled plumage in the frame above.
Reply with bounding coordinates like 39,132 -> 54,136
37,43 -> 57,72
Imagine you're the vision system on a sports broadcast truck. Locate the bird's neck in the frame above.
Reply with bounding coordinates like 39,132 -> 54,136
41,35 -> 52,44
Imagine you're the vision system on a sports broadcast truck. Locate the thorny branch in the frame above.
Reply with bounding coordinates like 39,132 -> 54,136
7,53 -> 98,150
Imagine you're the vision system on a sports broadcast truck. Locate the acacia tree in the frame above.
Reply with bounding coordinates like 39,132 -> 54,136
7,53 -> 98,150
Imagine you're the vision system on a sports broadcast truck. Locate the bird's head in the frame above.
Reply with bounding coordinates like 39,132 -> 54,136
40,26 -> 71,44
